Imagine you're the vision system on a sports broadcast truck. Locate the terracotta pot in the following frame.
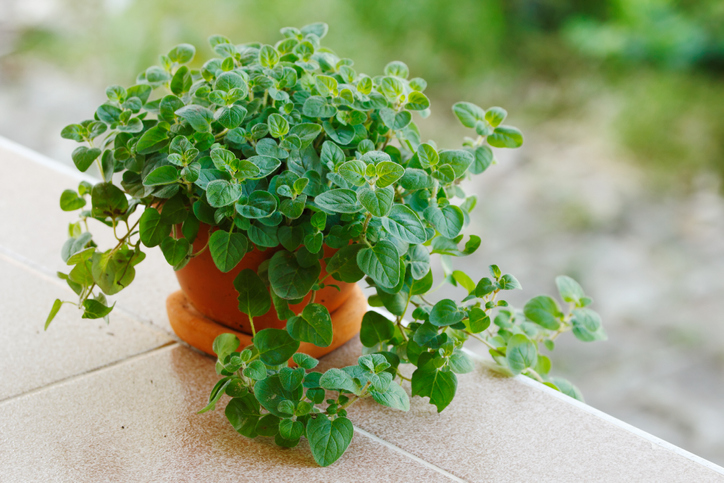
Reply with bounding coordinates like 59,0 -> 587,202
167,223 -> 365,358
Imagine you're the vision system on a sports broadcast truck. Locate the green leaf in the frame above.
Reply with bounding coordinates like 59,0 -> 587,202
322,122 -> 355,145
410,267 -> 433,293
292,353 -> 319,370
215,71 -> 245,92
375,161 -> 405,188
487,126 -> 523,148
315,75 -> 338,97
466,307 -> 490,333
424,205 -> 464,239
452,102 -> 485,128
136,125 -> 170,154
247,223 -> 279,248
254,328 -> 300,366
303,96 -> 337,118
139,208 -> 171,247
247,155 -> 280,179
212,333 -> 240,359
384,60 -> 409,78
550,377 -> 584,402
160,193 -> 189,225
61,124 -> 86,142
498,274 -> 522,290
237,191 -> 277,219
359,311 -> 395,347
176,105 -> 214,132
315,189 -> 363,214
267,113 -> 290,138
556,275 -> 585,304
370,381 -> 410,411
243,360 -> 268,381
380,109 -> 412,131
215,105 -> 248,129
485,107 -> 507,127
209,230 -> 248,273
289,123 -> 323,147
143,166 -> 180,186
320,141 -> 345,169
234,269 -> 271,318
254,374 -> 303,417
279,419 -> 304,441
357,186 -> 393,217
306,414 -> 354,467
71,146 -> 101,172
168,43 -> 195,63
206,180 -> 243,208
470,146 -> 494,175
319,368 -> 358,394
45,299 -> 65,330
429,299 -> 464,327
448,350 -> 474,374
523,296 -> 562,330
338,160 -> 366,187
411,365 -> 457,412
225,394 -> 261,438
91,182 -> 128,218
382,204 -> 427,244
400,169 -> 434,190
405,91 -> 430,111
160,237 -> 190,267
438,150 -> 474,178
357,241 -> 401,289
59,190 -> 86,211
506,334 -> 538,376
325,244 -> 365,283
287,303 -> 333,347
82,298 -> 115,319
571,308 -> 607,342
259,45 -> 279,68
449,271 -> 474,293
416,143 -> 438,169
268,250 -> 321,300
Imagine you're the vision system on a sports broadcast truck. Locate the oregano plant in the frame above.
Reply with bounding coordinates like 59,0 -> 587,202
48,23 -> 606,467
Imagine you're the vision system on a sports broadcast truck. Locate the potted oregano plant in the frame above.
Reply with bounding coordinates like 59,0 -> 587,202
48,22 -> 607,467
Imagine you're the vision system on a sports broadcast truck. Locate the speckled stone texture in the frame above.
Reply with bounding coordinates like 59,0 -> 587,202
0,255 -> 172,400
1,138 -> 722,482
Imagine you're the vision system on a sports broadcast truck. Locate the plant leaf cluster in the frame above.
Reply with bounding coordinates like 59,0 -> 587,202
48,23 -> 604,467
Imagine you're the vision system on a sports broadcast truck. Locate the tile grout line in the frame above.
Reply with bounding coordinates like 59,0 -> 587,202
0,246 -> 178,340
0,341 -> 179,406
353,426 -> 468,482
462,348 -> 724,476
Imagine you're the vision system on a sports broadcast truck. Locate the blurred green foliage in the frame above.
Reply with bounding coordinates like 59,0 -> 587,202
9,0 -> 724,189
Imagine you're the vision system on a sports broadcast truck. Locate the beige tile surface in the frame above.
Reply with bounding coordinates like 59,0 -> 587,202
0,254 -> 172,400
0,141 -> 179,334
0,344 -> 452,483
318,338 -> 724,483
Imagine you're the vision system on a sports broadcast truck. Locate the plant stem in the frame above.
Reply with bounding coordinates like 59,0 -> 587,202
523,368 -> 545,383
338,382 -> 371,411
248,315 -> 256,338
465,330 -> 498,352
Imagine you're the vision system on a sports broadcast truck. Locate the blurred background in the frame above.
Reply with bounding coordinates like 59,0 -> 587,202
1,0 -> 722,464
